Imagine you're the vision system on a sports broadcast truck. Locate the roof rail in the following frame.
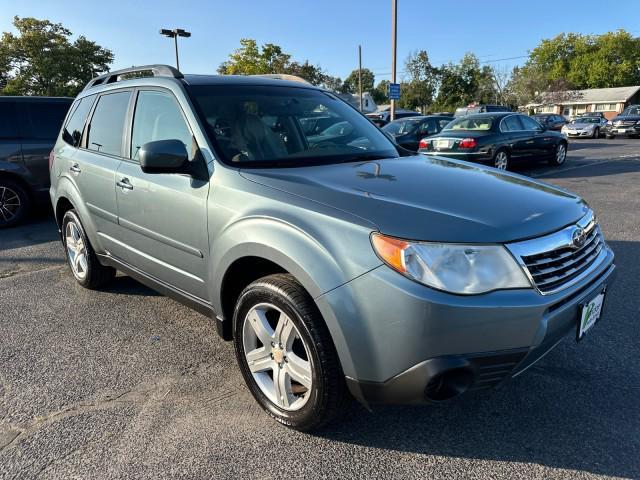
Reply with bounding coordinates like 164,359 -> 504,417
249,74 -> 311,85
83,64 -> 183,91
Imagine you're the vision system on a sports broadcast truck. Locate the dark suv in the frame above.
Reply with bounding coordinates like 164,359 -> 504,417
604,105 -> 640,139
0,96 -> 73,227
50,65 -> 615,431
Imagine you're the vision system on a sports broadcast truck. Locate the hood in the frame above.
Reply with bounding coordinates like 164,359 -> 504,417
612,114 -> 640,122
566,122 -> 596,129
240,156 -> 588,243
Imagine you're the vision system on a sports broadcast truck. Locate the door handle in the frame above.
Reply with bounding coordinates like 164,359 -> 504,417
69,163 -> 81,174
116,178 -> 133,190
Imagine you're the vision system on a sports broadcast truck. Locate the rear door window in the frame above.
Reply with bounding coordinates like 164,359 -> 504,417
87,91 -> 132,156
520,115 -> 542,131
0,102 -> 20,139
63,95 -> 96,147
23,101 -> 72,140
501,116 -> 523,132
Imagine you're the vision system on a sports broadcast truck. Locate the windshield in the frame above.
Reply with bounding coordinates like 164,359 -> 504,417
382,118 -> 421,135
443,115 -> 494,131
571,117 -> 599,124
187,85 -> 398,167
621,106 -> 640,116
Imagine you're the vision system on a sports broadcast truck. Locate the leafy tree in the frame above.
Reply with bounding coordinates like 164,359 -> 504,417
342,68 -> 375,94
0,16 -> 113,96
398,50 -> 438,111
322,75 -> 343,93
372,79 -> 390,105
431,53 -> 496,111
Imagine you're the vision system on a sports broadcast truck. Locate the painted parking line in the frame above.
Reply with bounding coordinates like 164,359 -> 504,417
532,155 -> 640,178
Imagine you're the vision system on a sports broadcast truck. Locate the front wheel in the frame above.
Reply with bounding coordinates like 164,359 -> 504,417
233,274 -> 349,431
549,142 -> 567,166
592,128 -> 599,139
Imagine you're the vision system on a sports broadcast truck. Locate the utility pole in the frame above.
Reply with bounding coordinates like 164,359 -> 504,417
159,28 -> 192,71
358,45 -> 363,112
390,0 -> 398,121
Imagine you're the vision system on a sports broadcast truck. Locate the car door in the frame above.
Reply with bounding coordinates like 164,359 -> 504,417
520,115 -> 555,158
500,115 -> 532,160
113,88 -> 210,300
20,100 -> 73,193
0,101 -> 23,179
71,90 -> 131,250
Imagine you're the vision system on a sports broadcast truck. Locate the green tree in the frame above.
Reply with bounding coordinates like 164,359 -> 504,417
372,79 -> 390,105
431,53 -> 494,111
342,68 -> 375,94
398,50 -> 438,111
0,16 -> 113,96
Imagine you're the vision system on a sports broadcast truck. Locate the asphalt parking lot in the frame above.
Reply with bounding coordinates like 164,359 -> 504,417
1,138 -> 639,479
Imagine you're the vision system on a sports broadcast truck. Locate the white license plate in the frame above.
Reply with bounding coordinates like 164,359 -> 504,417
617,129 -> 627,133
436,139 -> 450,149
577,291 -> 606,340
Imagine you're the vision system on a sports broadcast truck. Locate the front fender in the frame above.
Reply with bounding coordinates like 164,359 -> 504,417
211,214 -> 381,379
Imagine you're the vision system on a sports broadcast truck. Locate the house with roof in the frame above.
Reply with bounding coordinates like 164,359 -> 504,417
525,85 -> 640,119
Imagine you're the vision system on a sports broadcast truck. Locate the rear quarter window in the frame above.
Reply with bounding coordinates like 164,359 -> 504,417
63,95 -> 96,147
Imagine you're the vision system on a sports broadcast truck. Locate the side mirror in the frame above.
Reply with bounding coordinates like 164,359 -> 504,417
139,139 -> 188,174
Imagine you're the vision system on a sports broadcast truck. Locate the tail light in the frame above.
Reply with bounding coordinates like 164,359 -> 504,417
48,150 -> 55,170
419,138 -> 430,149
458,138 -> 477,149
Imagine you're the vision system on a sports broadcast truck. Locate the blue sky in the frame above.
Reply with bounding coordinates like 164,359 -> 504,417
1,0 -> 639,82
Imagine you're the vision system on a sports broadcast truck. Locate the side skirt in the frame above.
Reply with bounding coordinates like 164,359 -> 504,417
97,253 -> 230,340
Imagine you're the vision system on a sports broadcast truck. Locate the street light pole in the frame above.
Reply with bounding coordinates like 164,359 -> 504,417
358,45 -> 363,112
159,28 -> 191,71
390,0 -> 398,121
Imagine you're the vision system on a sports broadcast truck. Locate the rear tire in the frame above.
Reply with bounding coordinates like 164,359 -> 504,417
0,179 -> 30,229
62,209 -> 115,289
492,149 -> 510,170
233,273 -> 349,431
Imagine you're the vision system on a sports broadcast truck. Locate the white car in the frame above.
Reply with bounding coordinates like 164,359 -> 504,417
561,117 -> 607,139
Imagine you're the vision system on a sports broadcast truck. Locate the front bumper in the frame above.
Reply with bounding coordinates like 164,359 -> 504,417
604,124 -> 640,136
319,245 -> 615,406
563,129 -> 595,137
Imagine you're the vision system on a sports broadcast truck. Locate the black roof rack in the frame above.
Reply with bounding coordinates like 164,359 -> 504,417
83,64 -> 183,91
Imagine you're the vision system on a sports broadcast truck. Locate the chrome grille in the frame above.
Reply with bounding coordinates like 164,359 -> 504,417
507,211 -> 608,295
614,120 -> 637,126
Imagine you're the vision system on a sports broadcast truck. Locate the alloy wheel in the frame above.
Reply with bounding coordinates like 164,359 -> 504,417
242,302 -> 313,411
0,186 -> 22,224
494,151 -> 509,170
65,219 -> 89,280
556,144 -> 567,164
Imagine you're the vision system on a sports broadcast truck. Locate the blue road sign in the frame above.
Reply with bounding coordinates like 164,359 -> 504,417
388,83 -> 401,100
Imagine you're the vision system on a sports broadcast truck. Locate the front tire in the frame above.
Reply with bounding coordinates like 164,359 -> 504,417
0,179 -> 30,229
233,274 -> 349,431
62,209 -> 115,289
549,142 -> 567,166
592,128 -> 599,139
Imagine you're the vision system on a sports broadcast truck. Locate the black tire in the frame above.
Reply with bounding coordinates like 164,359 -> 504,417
492,149 -> 510,170
593,128 -> 599,139
62,209 -> 115,289
0,178 -> 30,229
233,273 -> 349,431
548,142 -> 567,166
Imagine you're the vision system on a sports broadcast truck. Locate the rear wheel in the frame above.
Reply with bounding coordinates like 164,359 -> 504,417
234,273 -> 349,431
62,209 -> 115,289
0,179 -> 30,229
492,149 -> 509,170
549,142 -> 567,166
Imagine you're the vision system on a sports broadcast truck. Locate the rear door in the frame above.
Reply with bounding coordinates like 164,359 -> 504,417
113,88 -> 210,300
520,115 -> 555,158
71,90 -> 131,250
20,100 -> 73,192
500,115 -> 532,160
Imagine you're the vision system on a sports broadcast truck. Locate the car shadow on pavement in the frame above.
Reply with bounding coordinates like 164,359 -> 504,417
315,240 -> 639,479
0,211 -> 59,251
535,157 -> 640,180
102,275 -> 161,297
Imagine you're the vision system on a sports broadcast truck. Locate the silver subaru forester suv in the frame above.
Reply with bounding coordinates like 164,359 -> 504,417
50,65 -> 616,430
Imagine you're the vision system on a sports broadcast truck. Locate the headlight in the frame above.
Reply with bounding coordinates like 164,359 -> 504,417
606,120 -> 612,125
371,233 -> 531,294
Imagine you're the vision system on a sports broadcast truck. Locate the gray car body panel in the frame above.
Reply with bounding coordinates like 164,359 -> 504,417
50,73 -> 615,401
